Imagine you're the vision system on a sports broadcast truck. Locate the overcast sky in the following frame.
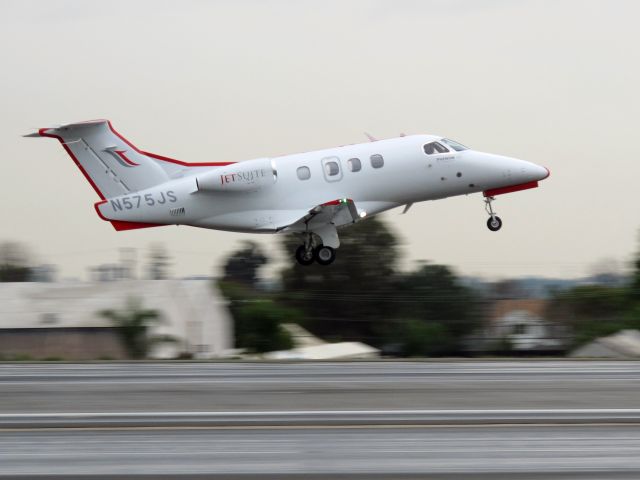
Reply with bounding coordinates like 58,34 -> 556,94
1,0 -> 639,280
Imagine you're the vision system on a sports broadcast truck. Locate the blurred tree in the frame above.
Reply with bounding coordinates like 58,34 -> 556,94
395,319 -> 452,357
0,241 -> 32,282
546,239 -> 640,349
279,217 -> 400,345
546,285 -> 631,348
223,241 -> 268,288
219,242 -> 295,353
279,219 -> 482,356
234,301 -> 297,353
218,281 -> 295,353
630,242 -> 640,303
392,264 -> 481,355
147,243 -> 170,280
99,298 -> 175,359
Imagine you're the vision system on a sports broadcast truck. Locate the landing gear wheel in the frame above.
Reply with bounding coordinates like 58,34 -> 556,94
295,245 -> 315,265
487,216 -> 503,232
314,246 -> 336,266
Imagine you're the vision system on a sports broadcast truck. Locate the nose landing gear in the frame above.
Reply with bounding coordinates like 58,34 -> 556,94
484,196 -> 502,232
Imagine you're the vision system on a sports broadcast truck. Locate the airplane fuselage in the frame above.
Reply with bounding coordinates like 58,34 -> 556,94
97,134 -> 548,234
30,120 -> 549,265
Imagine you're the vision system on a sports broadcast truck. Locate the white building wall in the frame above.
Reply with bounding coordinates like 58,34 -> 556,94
0,280 -> 233,359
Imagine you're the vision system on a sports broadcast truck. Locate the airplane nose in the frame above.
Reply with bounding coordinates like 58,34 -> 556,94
532,164 -> 550,182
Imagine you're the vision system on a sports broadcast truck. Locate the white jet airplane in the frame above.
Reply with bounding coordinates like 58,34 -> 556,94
26,120 -> 549,265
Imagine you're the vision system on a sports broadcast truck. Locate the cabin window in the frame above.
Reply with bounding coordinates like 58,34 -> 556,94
325,161 -> 340,176
423,142 -> 450,155
348,158 -> 361,172
441,138 -> 469,152
370,154 -> 384,169
297,166 -> 311,180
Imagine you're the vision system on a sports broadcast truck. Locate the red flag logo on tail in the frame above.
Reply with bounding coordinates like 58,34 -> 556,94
104,149 -> 140,168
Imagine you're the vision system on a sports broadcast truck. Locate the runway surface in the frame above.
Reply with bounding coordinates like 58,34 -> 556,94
3,360 -> 640,412
2,361 -> 640,478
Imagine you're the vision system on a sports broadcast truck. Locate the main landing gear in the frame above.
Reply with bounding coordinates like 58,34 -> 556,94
295,233 -> 337,266
484,196 -> 503,232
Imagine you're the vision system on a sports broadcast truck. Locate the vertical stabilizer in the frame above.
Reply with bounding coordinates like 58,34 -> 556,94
30,120 -> 170,199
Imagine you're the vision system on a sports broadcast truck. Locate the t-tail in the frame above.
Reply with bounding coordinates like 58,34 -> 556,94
25,119 -> 233,230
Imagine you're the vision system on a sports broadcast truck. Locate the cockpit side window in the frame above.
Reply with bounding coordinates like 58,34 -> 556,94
423,141 -> 449,155
441,138 -> 469,152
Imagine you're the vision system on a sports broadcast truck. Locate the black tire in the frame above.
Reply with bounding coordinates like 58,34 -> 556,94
295,245 -> 315,265
315,246 -> 336,266
487,216 -> 503,232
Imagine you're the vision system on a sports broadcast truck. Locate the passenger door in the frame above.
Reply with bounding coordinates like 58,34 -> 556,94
321,156 -> 343,183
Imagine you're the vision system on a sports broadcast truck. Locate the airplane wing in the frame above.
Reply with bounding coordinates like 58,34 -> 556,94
277,198 -> 361,231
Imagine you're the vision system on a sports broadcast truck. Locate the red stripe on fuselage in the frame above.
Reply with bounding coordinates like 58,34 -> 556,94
483,181 -> 539,197
94,200 -> 163,231
320,198 -> 353,207
110,220 -> 164,231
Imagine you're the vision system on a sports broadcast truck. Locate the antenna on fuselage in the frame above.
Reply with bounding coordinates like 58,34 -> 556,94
364,132 -> 377,142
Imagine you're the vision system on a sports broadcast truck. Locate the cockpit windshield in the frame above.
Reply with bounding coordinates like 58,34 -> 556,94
423,141 -> 449,155
441,138 -> 469,152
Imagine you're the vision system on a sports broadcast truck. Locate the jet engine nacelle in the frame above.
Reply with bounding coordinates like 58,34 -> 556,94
196,158 -> 276,192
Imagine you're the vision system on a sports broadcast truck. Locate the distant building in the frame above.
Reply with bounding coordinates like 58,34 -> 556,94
29,264 -> 57,283
571,330 -> 640,358
471,299 -> 566,353
88,264 -> 132,282
0,280 -> 233,360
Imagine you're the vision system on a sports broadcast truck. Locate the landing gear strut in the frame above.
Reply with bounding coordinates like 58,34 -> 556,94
484,196 -> 502,232
295,232 -> 315,265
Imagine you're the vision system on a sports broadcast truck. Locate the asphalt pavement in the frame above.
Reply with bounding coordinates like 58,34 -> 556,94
2,360 -> 640,412
1,361 -> 640,479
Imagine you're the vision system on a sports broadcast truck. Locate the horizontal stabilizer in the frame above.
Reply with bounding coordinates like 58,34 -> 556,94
24,120 -> 108,138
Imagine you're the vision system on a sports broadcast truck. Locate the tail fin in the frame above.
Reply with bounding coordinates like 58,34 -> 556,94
26,119 -> 234,200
